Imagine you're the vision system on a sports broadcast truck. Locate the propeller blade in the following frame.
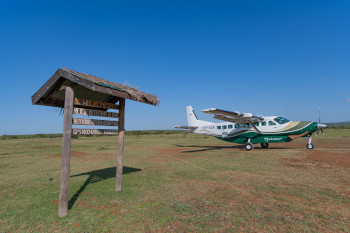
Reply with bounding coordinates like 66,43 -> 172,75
317,108 -> 326,136
318,107 -> 321,124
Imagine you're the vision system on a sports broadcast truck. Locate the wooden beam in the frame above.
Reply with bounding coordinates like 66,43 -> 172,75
116,98 -> 125,191
73,107 -> 118,118
58,86 -> 74,217
32,70 -> 61,105
36,99 -> 65,108
72,129 -> 118,135
43,78 -> 67,104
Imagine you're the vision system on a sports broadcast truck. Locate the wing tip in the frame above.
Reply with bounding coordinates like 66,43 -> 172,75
201,108 -> 216,113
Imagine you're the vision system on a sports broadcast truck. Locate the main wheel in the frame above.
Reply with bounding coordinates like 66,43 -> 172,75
261,143 -> 269,148
244,142 -> 254,151
306,143 -> 314,150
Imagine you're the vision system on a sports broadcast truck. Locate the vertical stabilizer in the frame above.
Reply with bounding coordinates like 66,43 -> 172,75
186,106 -> 198,126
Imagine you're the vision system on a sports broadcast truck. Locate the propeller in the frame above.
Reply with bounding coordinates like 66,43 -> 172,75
316,107 -> 326,136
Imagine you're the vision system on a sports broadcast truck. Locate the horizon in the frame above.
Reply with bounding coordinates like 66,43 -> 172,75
2,120 -> 350,137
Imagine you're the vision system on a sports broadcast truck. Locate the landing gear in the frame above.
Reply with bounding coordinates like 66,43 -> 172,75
306,137 -> 314,150
261,143 -> 269,149
244,138 -> 254,151
244,142 -> 254,151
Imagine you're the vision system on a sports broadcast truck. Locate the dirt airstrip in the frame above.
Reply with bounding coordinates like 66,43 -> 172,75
132,138 -> 350,169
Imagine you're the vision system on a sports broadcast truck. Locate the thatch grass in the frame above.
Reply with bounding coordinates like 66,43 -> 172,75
62,68 -> 160,106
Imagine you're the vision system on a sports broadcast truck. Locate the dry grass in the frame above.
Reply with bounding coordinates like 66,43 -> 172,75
0,130 -> 349,232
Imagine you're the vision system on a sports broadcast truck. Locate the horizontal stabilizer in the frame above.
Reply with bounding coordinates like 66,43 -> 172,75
174,125 -> 198,130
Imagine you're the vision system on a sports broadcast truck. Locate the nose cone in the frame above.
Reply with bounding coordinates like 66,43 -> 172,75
317,123 -> 327,128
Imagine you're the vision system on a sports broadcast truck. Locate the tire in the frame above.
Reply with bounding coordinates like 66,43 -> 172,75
244,142 -> 254,151
306,143 -> 314,150
261,143 -> 269,149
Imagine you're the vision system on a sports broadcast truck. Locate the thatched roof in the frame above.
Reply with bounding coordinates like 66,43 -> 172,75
32,68 -> 160,108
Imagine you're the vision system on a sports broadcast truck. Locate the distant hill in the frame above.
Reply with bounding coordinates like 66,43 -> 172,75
325,121 -> 350,128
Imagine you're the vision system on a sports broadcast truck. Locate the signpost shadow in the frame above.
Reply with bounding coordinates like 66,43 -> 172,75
68,166 -> 141,210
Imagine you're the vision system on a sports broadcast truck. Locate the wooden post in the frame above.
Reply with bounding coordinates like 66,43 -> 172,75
116,98 -> 125,191
58,86 -> 74,217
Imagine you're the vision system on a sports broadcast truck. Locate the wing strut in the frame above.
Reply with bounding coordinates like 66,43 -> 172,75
248,120 -> 261,134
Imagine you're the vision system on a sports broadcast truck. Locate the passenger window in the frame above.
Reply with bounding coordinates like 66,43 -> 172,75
222,125 -> 227,129
253,122 -> 259,127
235,124 -> 240,128
244,123 -> 249,128
228,125 -> 233,129
262,122 -> 266,126
269,121 -> 276,126
217,126 -> 221,130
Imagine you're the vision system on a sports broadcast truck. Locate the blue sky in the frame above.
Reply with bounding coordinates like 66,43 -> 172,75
0,0 -> 349,135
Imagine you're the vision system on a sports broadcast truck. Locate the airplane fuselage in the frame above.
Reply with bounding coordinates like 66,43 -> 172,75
175,106 -> 326,150
190,116 -> 318,144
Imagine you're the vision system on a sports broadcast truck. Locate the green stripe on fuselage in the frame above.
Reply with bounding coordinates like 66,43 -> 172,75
218,122 -> 317,144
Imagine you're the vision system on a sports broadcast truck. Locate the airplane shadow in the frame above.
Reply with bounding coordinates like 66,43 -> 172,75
173,144 -> 293,153
68,166 -> 141,210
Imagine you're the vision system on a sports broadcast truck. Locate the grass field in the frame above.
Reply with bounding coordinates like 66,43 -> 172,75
1,129 -> 350,232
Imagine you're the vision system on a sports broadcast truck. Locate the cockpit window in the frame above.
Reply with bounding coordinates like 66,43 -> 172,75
274,117 -> 290,124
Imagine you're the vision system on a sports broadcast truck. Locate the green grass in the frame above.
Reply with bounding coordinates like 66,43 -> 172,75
0,131 -> 349,232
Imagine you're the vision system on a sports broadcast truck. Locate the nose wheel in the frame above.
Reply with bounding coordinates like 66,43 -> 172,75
306,137 -> 314,150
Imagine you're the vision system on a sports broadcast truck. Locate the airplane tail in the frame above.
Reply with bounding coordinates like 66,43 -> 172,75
186,106 -> 198,126
186,106 -> 213,126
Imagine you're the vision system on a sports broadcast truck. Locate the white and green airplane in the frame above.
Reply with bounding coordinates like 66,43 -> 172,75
175,106 -> 326,151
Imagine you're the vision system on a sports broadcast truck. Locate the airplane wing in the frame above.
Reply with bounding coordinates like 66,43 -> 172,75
201,108 -> 264,124
174,125 -> 198,130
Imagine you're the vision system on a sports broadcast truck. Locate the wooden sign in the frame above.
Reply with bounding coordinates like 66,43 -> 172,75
73,118 -> 118,126
73,108 -> 118,118
74,98 -> 118,109
72,129 -> 118,135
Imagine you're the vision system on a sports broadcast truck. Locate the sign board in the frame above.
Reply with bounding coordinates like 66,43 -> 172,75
73,108 -> 118,118
72,129 -> 118,135
74,98 -> 118,109
32,67 -> 158,217
73,118 -> 118,126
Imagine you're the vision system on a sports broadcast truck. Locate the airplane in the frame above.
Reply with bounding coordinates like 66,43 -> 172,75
175,106 -> 327,151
